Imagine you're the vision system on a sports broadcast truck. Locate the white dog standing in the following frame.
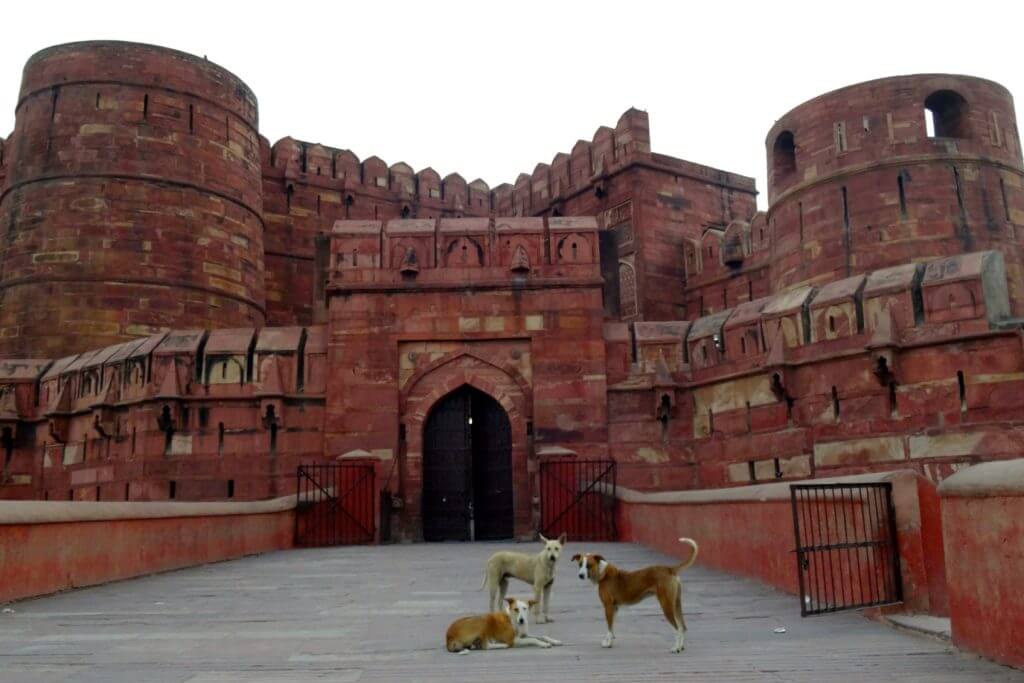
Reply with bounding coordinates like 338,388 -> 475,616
481,533 -> 566,623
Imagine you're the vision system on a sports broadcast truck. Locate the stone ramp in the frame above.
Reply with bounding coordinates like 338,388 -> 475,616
0,542 -> 1018,682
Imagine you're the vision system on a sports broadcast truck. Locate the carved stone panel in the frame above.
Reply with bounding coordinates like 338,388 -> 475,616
619,256 -> 638,320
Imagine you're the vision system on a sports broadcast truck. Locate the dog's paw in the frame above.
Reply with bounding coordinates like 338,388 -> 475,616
547,638 -> 563,646
601,637 -> 614,648
543,616 -> 554,623
458,649 -> 471,656
539,641 -> 552,648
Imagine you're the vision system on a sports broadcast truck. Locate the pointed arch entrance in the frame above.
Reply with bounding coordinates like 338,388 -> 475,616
422,385 -> 513,541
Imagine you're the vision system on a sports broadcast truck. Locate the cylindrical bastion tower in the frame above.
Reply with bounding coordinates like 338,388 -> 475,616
0,41 -> 265,358
765,74 -> 1024,310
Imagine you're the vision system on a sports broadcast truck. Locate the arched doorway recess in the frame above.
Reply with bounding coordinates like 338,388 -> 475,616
422,385 -> 513,541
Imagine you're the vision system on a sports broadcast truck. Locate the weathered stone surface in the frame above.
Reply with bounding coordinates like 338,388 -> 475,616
1,45 -> 1023,541
0,543 -> 1016,682
0,42 -> 265,358
814,437 -> 906,468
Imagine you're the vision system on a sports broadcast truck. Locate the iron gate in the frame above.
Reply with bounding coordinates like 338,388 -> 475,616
539,459 -> 617,541
791,482 -> 902,616
295,463 -> 375,546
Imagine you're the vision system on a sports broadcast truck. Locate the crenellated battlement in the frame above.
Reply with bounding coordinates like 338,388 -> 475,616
0,325 -> 327,423
0,324 -> 329,501
490,109 -> 756,217
259,108 -> 657,220
603,250 -> 1023,491
258,107 -> 756,228
255,105 -> 758,325
607,250 -> 1010,386
262,136 -> 494,214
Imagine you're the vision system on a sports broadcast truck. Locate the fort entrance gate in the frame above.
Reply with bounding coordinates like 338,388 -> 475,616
422,386 -> 514,541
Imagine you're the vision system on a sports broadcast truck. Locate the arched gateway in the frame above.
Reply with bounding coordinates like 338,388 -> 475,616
422,386 -> 513,541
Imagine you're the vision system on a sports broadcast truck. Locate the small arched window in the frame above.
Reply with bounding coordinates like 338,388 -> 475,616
773,131 -> 796,177
924,90 -> 969,139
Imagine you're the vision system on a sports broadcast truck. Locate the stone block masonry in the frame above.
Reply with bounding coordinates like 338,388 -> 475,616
939,459 -> 1024,668
0,42 -> 1023,556
0,42 -> 265,358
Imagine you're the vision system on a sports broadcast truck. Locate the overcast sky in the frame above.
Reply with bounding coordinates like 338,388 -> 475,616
1,1 -> 1021,208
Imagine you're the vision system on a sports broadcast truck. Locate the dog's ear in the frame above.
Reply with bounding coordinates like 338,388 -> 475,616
570,553 -> 581,563
538,533 -> 549,544
591,554 -> 605,564
527,599 -> 538,608
504,597 -> 516,611
557,532 -> 567,545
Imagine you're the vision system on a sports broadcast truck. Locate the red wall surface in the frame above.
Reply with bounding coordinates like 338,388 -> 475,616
0,42 -> 265,357
939,460 -> 1024,669
619,494 -> 798,592
0,499 -> 294,604
617,469 -> 947,616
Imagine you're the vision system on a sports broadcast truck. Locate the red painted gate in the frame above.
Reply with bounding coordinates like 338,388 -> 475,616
295,463 -> 376,546
539,459 -> 617,541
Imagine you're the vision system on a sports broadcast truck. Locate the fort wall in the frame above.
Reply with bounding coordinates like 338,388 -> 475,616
0,42 -> 266,358
765,75 -> 1024,308
604,250 -> 1023,492
325,216 -> 608,540
0,326 -> 327,502
0,40 -> 1022,543
258,108 -> 758,326
939,459 -> 1024,668
616,469 -> 947,615
0,496 -> 294,603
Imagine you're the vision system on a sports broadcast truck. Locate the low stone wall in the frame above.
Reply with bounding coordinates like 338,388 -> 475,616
615,469 -> 947,615
939,459 -> 1024,669
0,497 -> 296,604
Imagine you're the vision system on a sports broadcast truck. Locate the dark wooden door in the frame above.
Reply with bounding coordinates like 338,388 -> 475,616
423,389 -> 472,541
471,390 -> 514,540
422,386 -> 514,541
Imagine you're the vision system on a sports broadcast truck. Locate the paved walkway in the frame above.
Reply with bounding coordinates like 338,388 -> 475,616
0,542 -> 1019,682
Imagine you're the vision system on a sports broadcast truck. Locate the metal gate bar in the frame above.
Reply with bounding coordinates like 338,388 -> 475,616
295,463 -> 375,546
539,459 -> 617,541
790,482 -> 902,616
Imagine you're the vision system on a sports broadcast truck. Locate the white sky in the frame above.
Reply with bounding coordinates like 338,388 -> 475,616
1,0 -> 1021,209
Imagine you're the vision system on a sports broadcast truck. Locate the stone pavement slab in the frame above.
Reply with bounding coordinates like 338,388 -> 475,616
0,542 -> 1020,682
886,614 -> 953,640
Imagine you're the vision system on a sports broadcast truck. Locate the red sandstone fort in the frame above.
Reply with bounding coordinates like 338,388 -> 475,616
0,41 -> 1022,543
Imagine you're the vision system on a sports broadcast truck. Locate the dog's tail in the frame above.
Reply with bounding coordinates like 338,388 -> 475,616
674,537 -> 699,572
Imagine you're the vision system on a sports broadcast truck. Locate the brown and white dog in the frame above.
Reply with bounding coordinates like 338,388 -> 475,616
572,538 -> 699,653
480,534 -> 566,623
445,598 -> 563,654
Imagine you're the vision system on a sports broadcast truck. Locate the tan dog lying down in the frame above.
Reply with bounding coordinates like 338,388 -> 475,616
445,598 -> 562,654
481,533 -> 565,623
572,537 -> 699,653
